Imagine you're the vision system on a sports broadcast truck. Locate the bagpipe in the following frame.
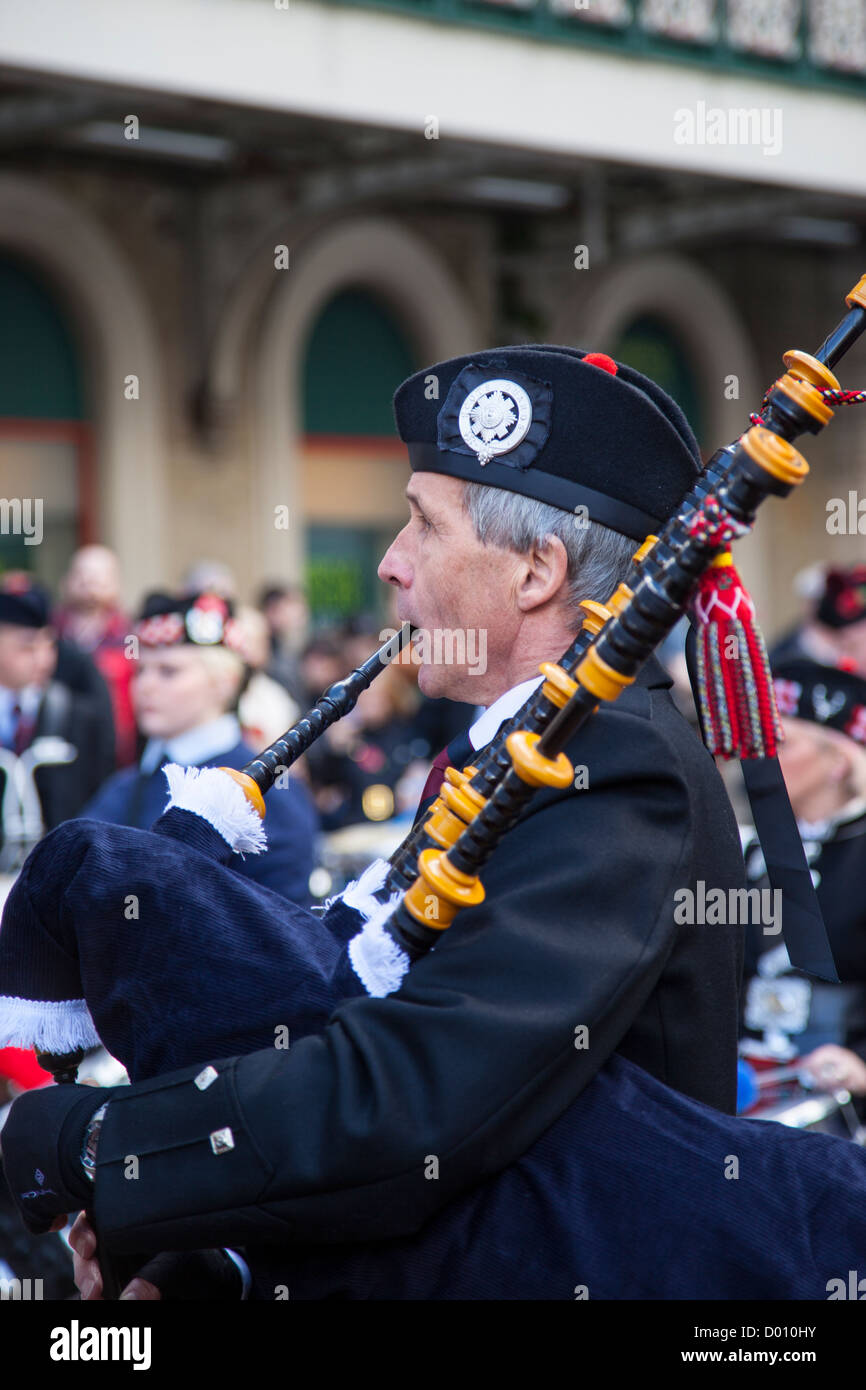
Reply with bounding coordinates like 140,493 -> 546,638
3,275 -> 866,1300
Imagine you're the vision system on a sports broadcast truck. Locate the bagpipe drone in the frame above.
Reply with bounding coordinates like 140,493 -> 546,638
3,276 -> 866,1299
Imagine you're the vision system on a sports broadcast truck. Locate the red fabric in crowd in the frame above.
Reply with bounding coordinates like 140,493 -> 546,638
0,1045 -> 51,1090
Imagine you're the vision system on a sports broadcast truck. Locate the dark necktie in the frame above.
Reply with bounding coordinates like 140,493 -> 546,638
12,701 -> 35,756
414,728 -> 476,824
127,748 -> 171,827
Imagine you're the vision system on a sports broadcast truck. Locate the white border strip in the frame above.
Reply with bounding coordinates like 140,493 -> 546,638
2,0 -> 865,196
162,763 -> 267,854
0,995 -> 100,1054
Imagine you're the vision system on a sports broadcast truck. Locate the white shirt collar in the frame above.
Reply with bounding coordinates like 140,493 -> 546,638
0,684 -> 41,721
797,795 -> 866,843
140,713 -> 242,774
468,676 -> 544,751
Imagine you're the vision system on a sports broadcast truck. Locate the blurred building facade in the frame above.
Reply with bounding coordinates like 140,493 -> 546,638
1,0 -> 865,632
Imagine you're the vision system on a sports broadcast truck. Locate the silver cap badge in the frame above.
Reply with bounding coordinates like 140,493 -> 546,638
458,378 -> 533,465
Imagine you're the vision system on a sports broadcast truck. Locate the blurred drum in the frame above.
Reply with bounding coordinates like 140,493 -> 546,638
739,1047 -> 866,1142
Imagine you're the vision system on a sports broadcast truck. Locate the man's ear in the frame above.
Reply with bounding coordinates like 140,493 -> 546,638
833,739 -> 859,786
515,535 -> 569,613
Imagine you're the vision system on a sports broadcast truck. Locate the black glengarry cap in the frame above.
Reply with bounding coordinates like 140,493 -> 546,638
393,345 -> 701,541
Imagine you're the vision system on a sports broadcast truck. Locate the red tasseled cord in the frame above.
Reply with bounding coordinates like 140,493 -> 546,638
691,551 -> 781,760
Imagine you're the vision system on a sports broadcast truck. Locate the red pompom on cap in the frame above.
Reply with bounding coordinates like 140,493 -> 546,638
582,352 -> 618,375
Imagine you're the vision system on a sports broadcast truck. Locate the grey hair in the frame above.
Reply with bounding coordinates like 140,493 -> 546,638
462,482 -> 637,628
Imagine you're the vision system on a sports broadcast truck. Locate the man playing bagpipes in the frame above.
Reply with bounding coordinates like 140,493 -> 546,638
3,324 -> 866,1300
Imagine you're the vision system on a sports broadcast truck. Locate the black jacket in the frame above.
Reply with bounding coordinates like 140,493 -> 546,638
0,681 -> 114,855
89,657 -> 746,1256
742,807 -> 866,1063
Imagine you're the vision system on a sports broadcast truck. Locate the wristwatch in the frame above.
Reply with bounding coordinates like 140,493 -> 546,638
80,1101 -> 109,1182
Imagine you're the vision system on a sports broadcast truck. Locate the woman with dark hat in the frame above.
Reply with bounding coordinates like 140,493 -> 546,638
81,591 -> 318,906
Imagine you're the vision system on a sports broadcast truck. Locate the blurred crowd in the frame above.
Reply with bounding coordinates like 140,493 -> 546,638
720,563 -> 866,1129
0,546 -> 471,885
650,561 -> 866,1126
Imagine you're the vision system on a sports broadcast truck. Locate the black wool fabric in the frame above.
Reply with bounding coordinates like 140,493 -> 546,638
393,345 -> 702,539
0,579 -> 51,628
773,656 -> 866,743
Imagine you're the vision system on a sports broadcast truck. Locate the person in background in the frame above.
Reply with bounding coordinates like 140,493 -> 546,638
740,656 -> 866,1106
339,611 -> 384,672
2,569 -> 116,771
299,632 -> 344,705
258,583 -> 309,706
53,545 -> 136,767
0,575 -> 113,863
233,605 -> 301,750
312,614 -> 469,828
770,563 -> 866,677
81,591 -> 318,906
308,659 -> 432,829
181,559 -> 237,602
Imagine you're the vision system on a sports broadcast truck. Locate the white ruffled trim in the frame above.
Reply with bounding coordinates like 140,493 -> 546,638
0,995 -> 100,1053
162,763 -> 267,855
347,894 -> 410,997
338,858 -> 391,920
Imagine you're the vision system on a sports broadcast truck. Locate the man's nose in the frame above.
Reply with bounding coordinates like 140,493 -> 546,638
378,528 -> 411,588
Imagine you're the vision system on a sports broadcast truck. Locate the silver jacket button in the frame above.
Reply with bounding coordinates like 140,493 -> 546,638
195,1065 -> 219,1090
209,1127 -> 235,1155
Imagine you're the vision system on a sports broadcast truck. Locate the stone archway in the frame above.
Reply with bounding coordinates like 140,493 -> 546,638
0,175 -> 168,603
212,215 -> 483,585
